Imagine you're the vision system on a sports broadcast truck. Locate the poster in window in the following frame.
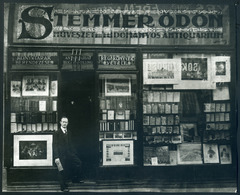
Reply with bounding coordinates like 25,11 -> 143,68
203,144 -> 219,164
103,140 -> 134,166
11,81 -> 21,97
212,56 -> 230,82
105,78 -> 131,96
13,134 -> 53,166
22,76 -> 49,96
143,59 -> 181,85
173,54 -> 215,89
50,80 -> 58,97
219,145 -> 232,164
177,143 -> 202,164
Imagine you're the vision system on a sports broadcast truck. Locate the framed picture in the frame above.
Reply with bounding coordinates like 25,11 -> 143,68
13,134 -> 53,167
50,80 -> 58,97
177,143 -> 203,164
180,123 -> 198,143
212,56 -> 231,82
11,81 -> 21,97
219,145 -> 232,164
22,76 -> 49,96
203,143 -> 219,164
173,54 -> 216,89
143,59 -> 181,84
103,140 -> 134,166
105,78 -> 131,96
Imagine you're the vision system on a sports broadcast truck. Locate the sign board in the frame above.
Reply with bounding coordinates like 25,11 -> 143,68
12,4 -> 230,45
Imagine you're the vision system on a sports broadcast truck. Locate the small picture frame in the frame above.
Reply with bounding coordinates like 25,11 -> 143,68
50,80 -> 58,97
212,56 -> 231,82
143,59 -> 181,85
105,78 -> 131,96
203,143 -> 219,164
102,140 -> 134,166
13,134 -> 53,167
11,81 -> 21,97
219,145 -> 232,164
177,143 -> 202,164
22,76 -> 49,96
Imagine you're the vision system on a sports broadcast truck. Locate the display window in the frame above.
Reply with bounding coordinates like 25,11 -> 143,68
142,53 -> 234,166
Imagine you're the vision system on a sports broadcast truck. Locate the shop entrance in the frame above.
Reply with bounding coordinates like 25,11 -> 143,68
60,72 -> 97,179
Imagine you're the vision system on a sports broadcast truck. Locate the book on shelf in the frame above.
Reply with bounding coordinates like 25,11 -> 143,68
173,92 -> 180,102
22,124 -> 27,131
152,104 -> 158,114
155,117 -> 161,125
43,123 -> 48,131
39,100 -> 47,112
158,104 -> 165,114
106,99 -> 111,109
167,92 -> 174,102
17,123 -> 22,132
143,116 -> 149,125
174,115 -> 180,125
52,100 -> 57,112
219,113 -> 225,121
54,123 -> 58,131
107,110 -> 114,120
36,123 -> 42,132
167,115 -> 174,125
215,103 -> 221,112
146,104 -> 152,114
11,113 -> 16,122
26,124 -> 32,131
220,103 -> 226,112
125,110 -> 130,120
165,104 -> 171,114
32,124 -> 36,132
160,92 -> 167,102
149,116 -> 156,125
153,91 -> 160,102
161,116 -> 167,125
11,123 -> 17,133
172,104 -> 179,114
147,91 -> 153,102
225,113 -> 230,121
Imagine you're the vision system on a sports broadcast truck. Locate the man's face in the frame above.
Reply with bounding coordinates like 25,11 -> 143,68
60,118 -> 68,128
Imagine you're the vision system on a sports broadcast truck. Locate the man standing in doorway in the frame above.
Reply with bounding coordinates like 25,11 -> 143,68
53,116 -> 83,192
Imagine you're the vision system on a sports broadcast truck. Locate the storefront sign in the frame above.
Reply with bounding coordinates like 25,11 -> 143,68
13,4 -> 230,45
11,52 -> 58,69
62,50 -> 94,70
98,53 -> 136,69
103,140 -> 134,166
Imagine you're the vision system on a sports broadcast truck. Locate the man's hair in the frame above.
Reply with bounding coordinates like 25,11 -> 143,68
60,116 -> 68,121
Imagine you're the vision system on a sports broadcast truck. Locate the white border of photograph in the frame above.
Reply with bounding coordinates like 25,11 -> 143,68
219,145 -> 232,164
211,56 -> 230,82
22,76 -> 49,96
105,78 -> 131,96
203,143 -> 219,164
103,140 -> 134,166
173,54 -> 216,89
143,59 -> 181,85
11,81 -> 21,97
177,143 -> 203,165
13,134 -> 53,167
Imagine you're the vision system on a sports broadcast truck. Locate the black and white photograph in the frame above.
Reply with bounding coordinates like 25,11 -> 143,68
1,0 -> 239,193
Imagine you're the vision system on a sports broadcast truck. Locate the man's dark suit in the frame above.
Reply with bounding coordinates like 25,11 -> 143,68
53,128 -> 82,190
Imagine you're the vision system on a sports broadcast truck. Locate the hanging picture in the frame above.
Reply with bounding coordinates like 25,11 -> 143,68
22,76 -> 49,96
180,123 -> 198,143
11,81 -> 21,97
105,78 -> 131,96
173,54 -> 216,89
13,134 -> 53,166
50,80 -> 58,97
177,143 -> 203,164
203,143 -> 219,164
143,59 -> 181,84
219,145 -> 232,164
212,56 -> 231,82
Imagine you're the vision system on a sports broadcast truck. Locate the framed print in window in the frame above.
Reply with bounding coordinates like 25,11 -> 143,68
219,145 -> 232,164
177,143 -> 203,165
105,78 -> 131,96
203,143 -> 219,164
103,140 -> 134,166
143,59 -> 181,85
13,134 -> 53,166
173,54 -> 216,89
212,56 -> 231,82
11,81 -> 21,97
22,76 -> 49,96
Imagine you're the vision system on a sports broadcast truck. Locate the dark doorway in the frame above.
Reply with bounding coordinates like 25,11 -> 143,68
60,72 -> 97,179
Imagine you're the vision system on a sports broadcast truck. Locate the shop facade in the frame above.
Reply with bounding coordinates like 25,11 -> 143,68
3,1 -> 238,189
